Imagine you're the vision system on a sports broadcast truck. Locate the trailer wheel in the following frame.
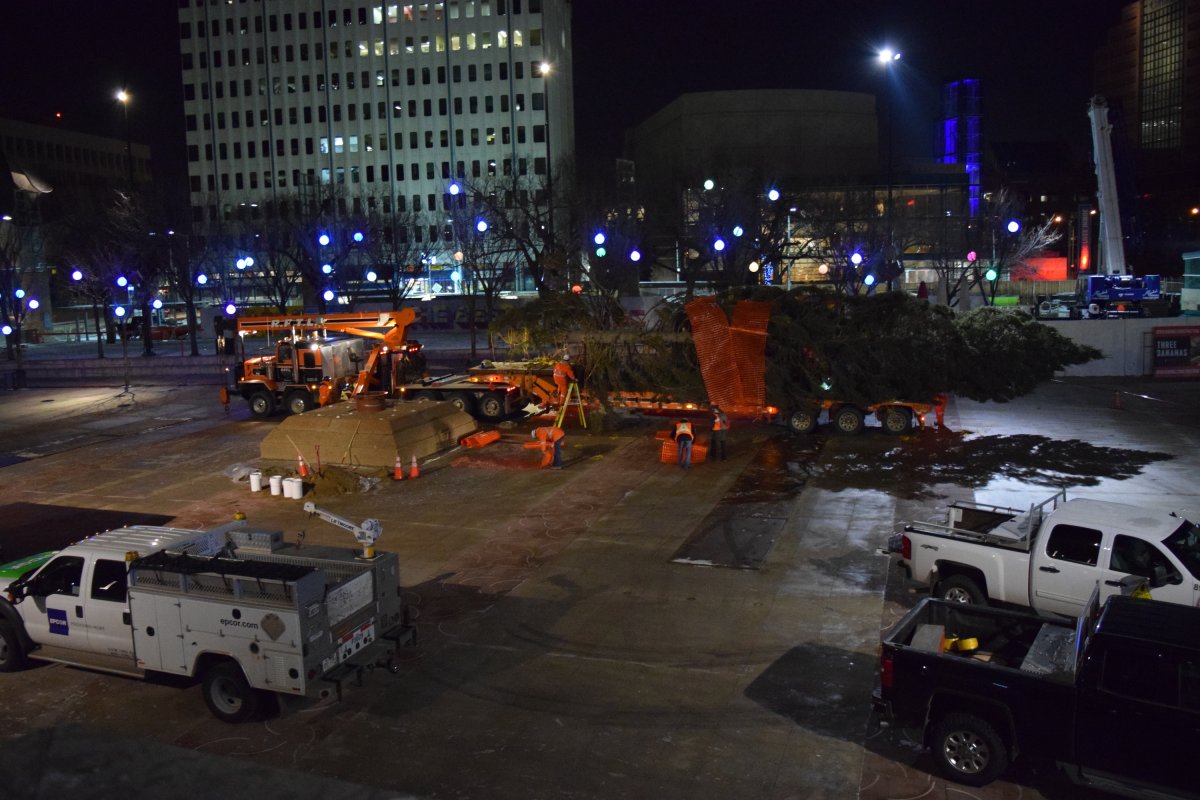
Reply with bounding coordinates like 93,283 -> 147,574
936,575 -> 986,605
202,661 -> 260,723
931,713 -> 1008,786
477,393 -> 505,420
833,406 -> 864,435
248,391 -> 275,419
285,391 -> 314,415
881,406 -> 912,435
787,408 -> 818,435
0,621 -> 25,672
412,391 -> 440,402
447,393 -> 476,415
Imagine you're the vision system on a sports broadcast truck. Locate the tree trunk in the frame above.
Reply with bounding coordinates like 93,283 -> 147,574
92,301 -> 105,359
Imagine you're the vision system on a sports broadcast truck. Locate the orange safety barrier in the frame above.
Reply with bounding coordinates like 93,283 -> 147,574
461,430 -> 502,448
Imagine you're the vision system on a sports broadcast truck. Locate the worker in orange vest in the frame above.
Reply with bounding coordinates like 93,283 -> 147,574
531,425 -> 566,468
673,418 -> 694,469
552,354 -> 576,405
709,404 -> 728,461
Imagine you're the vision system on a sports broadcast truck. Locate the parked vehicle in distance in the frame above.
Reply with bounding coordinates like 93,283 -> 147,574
875,591 -> 1200,798
1035,299 -> 1076,320
891,489 -> 1200,616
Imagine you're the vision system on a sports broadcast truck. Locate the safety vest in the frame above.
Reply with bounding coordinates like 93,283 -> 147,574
535,427 -> 565,443
553,362 -> 574,380
712,412 -> 727,431
675,421 -> 693,440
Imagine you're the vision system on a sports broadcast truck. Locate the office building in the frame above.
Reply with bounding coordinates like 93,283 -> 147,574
177,0 -> 574,255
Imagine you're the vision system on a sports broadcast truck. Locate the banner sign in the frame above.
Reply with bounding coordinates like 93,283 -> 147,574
1152,326 -> 1200,379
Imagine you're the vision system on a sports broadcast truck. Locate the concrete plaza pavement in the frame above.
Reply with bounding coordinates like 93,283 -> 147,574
0,374 -> 1195,799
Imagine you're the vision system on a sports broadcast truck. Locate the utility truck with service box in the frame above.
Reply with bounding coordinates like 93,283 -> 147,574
892,489 -> 1200,616
0,515 -> 412,722
874,592 -> 1200,797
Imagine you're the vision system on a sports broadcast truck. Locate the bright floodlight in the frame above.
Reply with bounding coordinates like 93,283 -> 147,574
767,188 -> 780,202
703,179 -> 715,191
1007,220 -> 1021,233
366,270 -> 378,282
748,261 -> 760,273
879,48 -> 901,63
225,303 -> 237,315
236,258 -> 247,270
539,62 -> 552,77
116,89 -> 130,104
71,269 -> 83,281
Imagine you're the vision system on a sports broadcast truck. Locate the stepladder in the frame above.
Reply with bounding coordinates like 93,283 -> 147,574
554,381 -> 587,429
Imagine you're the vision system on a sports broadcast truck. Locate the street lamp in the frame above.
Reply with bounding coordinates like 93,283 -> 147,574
877,47 -> 902,283
538,62 -> 554,247
115,88 -> 133,189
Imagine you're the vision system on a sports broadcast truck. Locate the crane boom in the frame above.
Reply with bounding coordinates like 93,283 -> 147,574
1087,96 -> 1127,276
303,501 -> 383,559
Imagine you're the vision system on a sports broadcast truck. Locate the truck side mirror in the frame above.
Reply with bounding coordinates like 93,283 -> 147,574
1150,565 -> 1181,588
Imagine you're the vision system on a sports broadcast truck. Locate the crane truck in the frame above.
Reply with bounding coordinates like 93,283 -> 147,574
1082,96 -> 1162,318
0,512 -> 414,723
226,309 -> 525,420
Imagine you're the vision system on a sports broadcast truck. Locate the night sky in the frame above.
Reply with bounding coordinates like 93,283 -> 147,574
0,0 -> 1132,185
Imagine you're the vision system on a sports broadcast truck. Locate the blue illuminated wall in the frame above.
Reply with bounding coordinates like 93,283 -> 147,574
942,79 -> 981,217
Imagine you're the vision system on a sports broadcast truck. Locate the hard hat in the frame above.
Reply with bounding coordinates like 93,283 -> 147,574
562,353 -> 570,361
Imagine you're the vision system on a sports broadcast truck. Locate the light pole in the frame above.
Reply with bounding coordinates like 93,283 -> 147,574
115,88 -> 134,191
538,62 -> 554,247
877,48 -> 901,285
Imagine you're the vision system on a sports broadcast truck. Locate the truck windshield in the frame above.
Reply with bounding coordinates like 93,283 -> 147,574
1163,521 -> 1200,580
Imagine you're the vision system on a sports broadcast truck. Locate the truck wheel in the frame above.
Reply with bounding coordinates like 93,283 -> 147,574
787,408 -> 818,434
202,661 -> 260,723
931,713 -> 1008,786
936,575 -> 986,605
0,621 -> 25,672
412,391 -> 440,402
447,394 -> 476,415
833,406 -> 864,435
285,391 -> 314,415
248,391 -> 275,419
881,406 -> 912,435
477,394 -> 505,420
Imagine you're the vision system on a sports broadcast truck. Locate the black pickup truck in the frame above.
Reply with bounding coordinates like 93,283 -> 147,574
874,593 -> 1200,798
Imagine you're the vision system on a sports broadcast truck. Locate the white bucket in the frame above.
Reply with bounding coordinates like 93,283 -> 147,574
269,475 -> 283,496
284,477 -> 304,499
249,470 -> 263,492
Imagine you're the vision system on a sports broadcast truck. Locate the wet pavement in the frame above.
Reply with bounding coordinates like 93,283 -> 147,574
0,375 -> 1195,799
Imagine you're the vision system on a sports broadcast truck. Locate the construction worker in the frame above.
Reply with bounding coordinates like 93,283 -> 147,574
552,354 -> 576,405
673,418 -> 694,469
531,425 -> 566,469
710,404 -> 728,461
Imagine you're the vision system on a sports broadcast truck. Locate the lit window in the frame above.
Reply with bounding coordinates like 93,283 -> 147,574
481,32 -> 492,49
358,41 -> 369,57
498,30 -> 508,48
334,137 -> 345,154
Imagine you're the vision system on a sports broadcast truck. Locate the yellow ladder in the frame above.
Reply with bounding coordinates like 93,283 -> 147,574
554,381 -> 587,429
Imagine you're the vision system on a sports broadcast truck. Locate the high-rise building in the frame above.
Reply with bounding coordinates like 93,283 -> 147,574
177,0 -> 574,240
1093,0 -> 1200,272
940,79 -> 981,218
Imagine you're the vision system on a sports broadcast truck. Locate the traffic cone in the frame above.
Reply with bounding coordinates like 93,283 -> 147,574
409,454 -> 420,479
297,453 -> 309,478
393,455 -> 404,481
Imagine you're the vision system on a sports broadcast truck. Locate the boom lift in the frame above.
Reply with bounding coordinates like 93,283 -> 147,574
303,502 -> 383,560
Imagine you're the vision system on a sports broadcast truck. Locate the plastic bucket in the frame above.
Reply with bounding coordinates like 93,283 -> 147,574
269,475 -> 283,496
284,477 -> 304,499
249,470 -> 263,492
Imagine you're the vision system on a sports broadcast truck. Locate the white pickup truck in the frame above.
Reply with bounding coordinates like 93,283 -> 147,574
0,520 -> 412,722
892,489 -> 1200,617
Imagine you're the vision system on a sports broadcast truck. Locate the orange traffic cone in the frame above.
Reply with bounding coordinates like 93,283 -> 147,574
409,454 -> 420,479
297,454 -> 309,478
393,455 -> 404,481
